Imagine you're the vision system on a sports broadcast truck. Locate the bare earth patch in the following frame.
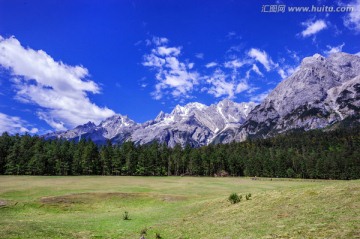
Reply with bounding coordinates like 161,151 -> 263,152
160,195 -> 187,202
40,192 -> 186,205
0,200 -> 7,207
40,192 -> 138,205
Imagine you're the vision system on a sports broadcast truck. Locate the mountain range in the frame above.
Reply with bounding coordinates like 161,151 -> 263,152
45,52 -> 360,147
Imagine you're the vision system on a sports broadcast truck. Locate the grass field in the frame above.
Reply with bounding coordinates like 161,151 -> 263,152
0,176 -> 359,239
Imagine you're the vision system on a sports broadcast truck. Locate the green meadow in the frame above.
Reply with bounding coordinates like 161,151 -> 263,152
0,176 -> 359,239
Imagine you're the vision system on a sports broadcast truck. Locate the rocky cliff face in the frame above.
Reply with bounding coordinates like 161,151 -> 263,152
45,52 -> 360,146
234,52 -> 360,141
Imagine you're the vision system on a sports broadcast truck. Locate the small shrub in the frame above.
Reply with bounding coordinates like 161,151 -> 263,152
155,232 -> 162,239
245,193 -> 252,200
140,227 -> 147,235
228,193 -> 241,204
123,211 -> 130,220
286,168 -> 296,178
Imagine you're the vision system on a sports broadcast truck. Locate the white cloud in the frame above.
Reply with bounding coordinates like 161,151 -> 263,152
324,43 -> 345,55
246,87 -> 260,94
286,49 -> 300,62
195,53 -> 204,59
0,112 -> 38,134
235,82 -> 250,93
205,62 -> 218,68
206,69 -> 236,98
226,31 -> 241,40
249,89 -> 272,103
226,31 -> 237,38
248,48 -> 276,71
157,46 -> 181,56
277,65 -> 298,79
224,59 -> 247,69
143,40 -> 199,100
277,69 -> 287,79
344,0 -> 360,33
245,64 -> 263,79
227,45 -> 244,53
143,38 -> 279,101
134,40 -> 142,46
300,19 -> 327,37
0,36 -> 115,131
251,64 -> 263,76
146,36 -> 169,46
206,69 -> 251,98
143,54 -> 166,68
247,48 -> 298,80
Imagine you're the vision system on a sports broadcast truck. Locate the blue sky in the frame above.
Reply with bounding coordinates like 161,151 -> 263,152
0,0 -> 359,134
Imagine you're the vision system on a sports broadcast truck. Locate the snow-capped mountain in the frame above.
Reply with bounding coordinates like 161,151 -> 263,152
45,99 -> 257,147
45,114 -> 138,144
99,115 -> 138,139
45,121 -> 97,141
128,100 -> 256,147
234,52 -> 360,141
45,52 -> 360,147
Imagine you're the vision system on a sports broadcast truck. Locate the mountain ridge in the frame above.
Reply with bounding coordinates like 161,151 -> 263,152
45,52 -> 360,147
44,99 -> 257,147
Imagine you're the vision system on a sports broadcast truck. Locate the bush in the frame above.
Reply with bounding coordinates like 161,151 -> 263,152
228,193 -> 241,204
140,227 -> 147,235
245,193 -> 252,200
123,211 -> 130,220
286,168 -> 296,178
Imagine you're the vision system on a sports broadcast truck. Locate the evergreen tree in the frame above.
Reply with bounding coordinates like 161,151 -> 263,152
0,125 -> 359,179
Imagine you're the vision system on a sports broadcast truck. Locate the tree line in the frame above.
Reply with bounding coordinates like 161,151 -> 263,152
0,126 -> 359,179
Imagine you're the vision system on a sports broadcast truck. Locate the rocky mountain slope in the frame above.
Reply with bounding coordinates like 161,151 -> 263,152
45,99 -> 257,147
233,52 -> 360,141
45,52 -> 360,146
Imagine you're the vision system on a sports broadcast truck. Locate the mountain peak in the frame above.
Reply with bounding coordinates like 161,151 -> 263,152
171,102 -> 207,116
218,98 -> 232,105
301,53 -> 326,66
186,102 -> 207,109
99,114 -> 136,128
155,111 -> 166,121
75,121 -> 96,129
